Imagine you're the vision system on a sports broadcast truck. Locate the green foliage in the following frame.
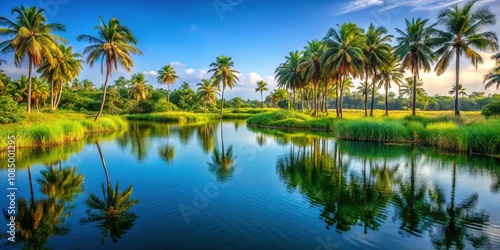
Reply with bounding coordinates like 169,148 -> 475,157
153,100 -> 179,112
482,100 -> 500,118
0,95 -> 26,124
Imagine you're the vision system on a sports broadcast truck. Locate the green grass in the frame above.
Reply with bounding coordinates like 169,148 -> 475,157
125,108 -> 277,122
0,112 -> 127,151
246,110 -> 500,156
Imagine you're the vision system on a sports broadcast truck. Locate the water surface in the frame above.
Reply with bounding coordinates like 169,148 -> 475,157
1,121 -> 499,249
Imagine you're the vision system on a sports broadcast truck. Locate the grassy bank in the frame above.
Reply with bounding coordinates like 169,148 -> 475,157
125,108 -> 278,122
247,110 -> 500,156
0,112 -> 127,151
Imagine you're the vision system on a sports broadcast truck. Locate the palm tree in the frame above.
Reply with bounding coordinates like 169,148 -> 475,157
255,80 -> 268,107
37,44 -> 83,109
448,84 -> 467,97
364,23 -> 393,116
0,6 -> 66,113
71,78 -> 82,91
484,52 -> 500,90
208,55 -> 240,118
77,17 -> 142,121
322,22 -> 366,118
82,79 -> 94,90
275,51 -> 305,110
399,77 -> 424,110
157,64 -> 178,102
38,165 -> 84,203
7,75 -> 28,103
299,40 -> 324,115
128,73 -> 149,107
395,18 -> 438,116
196,79 -> 219,113
30,76 -> 49,111
379,55 -> 404,116
357,81 -> 371,114
434,0 -> 498,116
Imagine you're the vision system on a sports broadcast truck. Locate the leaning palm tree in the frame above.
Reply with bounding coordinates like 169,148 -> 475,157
379,55 -> 404,116
364,23 -> 393,117
157,64 -> 178,102
434,0 -> 498,116
209,55 -> 239,118
395,18 -> 438,116
196,78 -> 219,113
37,44 -> 83,109
77,17 -> 142,121
128,73 -> 149,107
0,6 -> 66,113
448,84 -> 467,97
255,80 -> 268,107
322,22 -> 366,118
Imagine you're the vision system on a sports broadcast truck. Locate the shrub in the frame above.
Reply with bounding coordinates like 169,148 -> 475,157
0,96 -> 26,124
482,100 -> 500,118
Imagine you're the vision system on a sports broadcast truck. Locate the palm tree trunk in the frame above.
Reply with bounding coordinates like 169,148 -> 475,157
220,86 -> 225,119
55,81 -> 64,109
364,68 -> 369,116
385,82 -> 389,116
95,65 -> 110,121
335,80 -> 339,117
370,74 -> 376,117
220,120 -> 225,157
455,50 -> 460,116
339,74 -> 346,119
167,84 -> 170,103
412,73 -> 417,116
27,58 -> 33,113
50,79 -> 55,109
28,166 -> 34,205
301,89 -> 305,112
96,142 -> 111,187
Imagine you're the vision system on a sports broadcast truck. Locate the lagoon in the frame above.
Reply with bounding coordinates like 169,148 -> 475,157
1,120 -> 499,249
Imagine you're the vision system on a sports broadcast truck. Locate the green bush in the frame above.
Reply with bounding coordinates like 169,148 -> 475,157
482,100 -> 500,118
0,96 -> 26,124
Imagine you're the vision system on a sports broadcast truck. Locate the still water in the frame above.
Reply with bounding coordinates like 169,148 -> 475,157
1,121 -> 499,249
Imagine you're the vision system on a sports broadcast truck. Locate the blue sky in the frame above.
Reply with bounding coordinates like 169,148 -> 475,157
1,0 -> 499,100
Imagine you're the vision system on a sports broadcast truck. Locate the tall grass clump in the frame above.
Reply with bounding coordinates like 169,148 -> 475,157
0,115 -> 127,151
420,122 -> 459,150
331,119 -> 409,143
246,111 -> 311,127
457,120 -> 500,155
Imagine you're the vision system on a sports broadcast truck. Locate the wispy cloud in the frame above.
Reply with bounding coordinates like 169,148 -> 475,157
337,0 -> 384,15
335,0 -> 497,15
170,61 -> 186,67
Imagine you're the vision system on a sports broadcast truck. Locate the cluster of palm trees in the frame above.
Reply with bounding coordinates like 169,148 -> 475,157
274,0 -> 498,117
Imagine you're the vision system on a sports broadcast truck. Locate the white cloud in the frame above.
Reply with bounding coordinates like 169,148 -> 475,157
170,61 -> 186,67
142,70 -> 158,76
337,0 -> 384,15
185,68 -> 195,75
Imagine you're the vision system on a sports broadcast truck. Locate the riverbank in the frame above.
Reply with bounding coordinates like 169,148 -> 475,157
0,112 -> 127,151
125,108 -> 277,122
246,110 -> 500,156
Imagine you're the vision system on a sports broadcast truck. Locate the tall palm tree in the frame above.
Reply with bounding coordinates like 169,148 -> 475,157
364,23 -> 393,116
483,52 -> 500,90
379,55 -> 404,116
395,18 -> 438,116
196,78 -> 219,113
82,79 -> 94,90
157,64 -> 178,102
322,22 -> 366,118
0,6 -> 66,113
275,51 -> 304,110
208,55 -> 239,118
357,81 -> 371,115
255,80 -> 268,107
448,83 -> 467,97
434,0 -> 498,116
299,40 -> 324,115
77,17 -> 142,121
128,73 -> 149,107
37,44 -> 83,109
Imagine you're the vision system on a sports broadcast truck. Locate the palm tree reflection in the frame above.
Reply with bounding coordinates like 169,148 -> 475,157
80,142 -> 140,245
208,121 -> 236,181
